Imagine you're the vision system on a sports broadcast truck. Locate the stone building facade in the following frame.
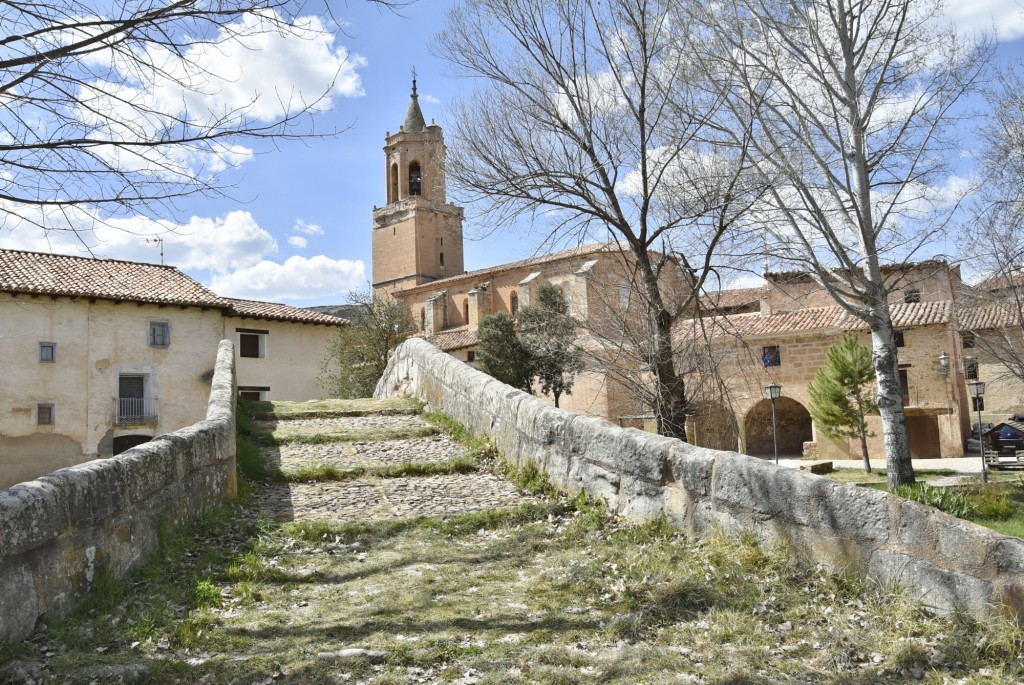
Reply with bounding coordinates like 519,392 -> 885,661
0,249 -> 344,487
691,262 -> 1024,460
375,83 -> 1024,461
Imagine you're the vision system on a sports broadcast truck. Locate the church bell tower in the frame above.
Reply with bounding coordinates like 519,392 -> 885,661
372,79 -> 465,294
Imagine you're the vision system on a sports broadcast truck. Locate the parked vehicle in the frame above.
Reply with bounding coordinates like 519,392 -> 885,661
994,425 -> 1024,453
972,422 -> 995,439
966,437 -> 982,453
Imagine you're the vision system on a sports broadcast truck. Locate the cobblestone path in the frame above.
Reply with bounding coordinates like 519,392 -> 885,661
251,400 -> 535,523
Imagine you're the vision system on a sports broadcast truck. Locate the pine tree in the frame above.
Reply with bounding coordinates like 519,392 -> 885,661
476,313 -> 535,393
518,283 -> 583,408
808,333 -> 878,472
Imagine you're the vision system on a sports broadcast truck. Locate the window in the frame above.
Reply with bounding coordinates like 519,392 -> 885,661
420,307 -> 426,330
409,162 -> 422,196
562,282 -> 573,315
118,374 -> 155,424
237,329 -> 268,359
963,333 -> 975,349
904,289 -> 921,304
510,293 -> 519,315
464,299 -> 470,323
467,350 -> 477,362
389,163 -> 398,203
39,342 -> 56,363
440,252 -> 445,267
619,283 -> 630,311
239,386 -> 269,402
972,396 -> 985,412
37,403 -> 54,425
893,330 -> 905,348
149,321 -> 170,347
899,369 -> 910,406
762,345 -> 781,367
965,358 -> 979,381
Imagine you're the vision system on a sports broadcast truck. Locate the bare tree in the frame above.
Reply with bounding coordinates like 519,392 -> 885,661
699,0 -> 989,487
435,0 -> 761,440
0,0 -> 405,237
959,64 -> 1024,388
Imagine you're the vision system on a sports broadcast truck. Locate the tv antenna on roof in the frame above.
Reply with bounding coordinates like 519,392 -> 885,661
145,237 -> 164,265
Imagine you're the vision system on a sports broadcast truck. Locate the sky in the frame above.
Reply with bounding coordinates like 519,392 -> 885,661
3,0 -> 1024,306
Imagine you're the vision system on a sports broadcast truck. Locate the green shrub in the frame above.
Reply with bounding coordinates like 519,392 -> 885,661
969,485 -> 1015,521
893,484 -> 971,518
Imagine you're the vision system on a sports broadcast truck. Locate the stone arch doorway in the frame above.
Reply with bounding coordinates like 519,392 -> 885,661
113,434 -> 152,456
744,397 -> 812,457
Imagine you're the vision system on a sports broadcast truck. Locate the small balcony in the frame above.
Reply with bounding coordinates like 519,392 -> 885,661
115,397 -> 159,425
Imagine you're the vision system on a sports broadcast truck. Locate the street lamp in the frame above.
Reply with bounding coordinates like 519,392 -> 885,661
967,378 -> 988,484
763,383 -> 782,465
938,351 -> 950,377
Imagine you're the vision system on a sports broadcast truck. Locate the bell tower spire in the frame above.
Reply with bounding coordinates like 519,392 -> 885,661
371,77 -> 465,294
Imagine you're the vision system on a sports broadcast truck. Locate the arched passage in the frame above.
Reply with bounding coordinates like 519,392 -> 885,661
744,397 -> 812,457
113,434 -> 152,456
409,161 -> 422,196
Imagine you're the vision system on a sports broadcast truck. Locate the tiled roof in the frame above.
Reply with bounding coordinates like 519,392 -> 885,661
394,242 -> 629,295
958,305 -> 1024,331
0,248 -> 227,308
682,300 -> 952,341
700,287 -> 765,311
975,268 -> 1024,293
224,298 -> 346,326
0,248 -> 346,325
427,327 -> 478,351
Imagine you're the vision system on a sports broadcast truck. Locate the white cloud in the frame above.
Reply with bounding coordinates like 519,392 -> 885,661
423,94 -> 441,105
288,235 -> 308,248
292,219 -> 324,235
71,11 -> 367,180
945,0 -> 1024,41
210,255 -> 365,300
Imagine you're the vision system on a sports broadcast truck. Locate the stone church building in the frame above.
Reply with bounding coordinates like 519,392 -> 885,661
374,82 -> 1024,461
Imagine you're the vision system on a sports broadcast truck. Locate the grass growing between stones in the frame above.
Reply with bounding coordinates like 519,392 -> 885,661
269,454 -> 482,483
258,423 -> 439,445
248,397 -> 423,420
8,489 -> 1024,684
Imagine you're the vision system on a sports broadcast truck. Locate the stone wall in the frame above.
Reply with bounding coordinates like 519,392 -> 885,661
376,338 -> 1024,621
0,341 -> 238,644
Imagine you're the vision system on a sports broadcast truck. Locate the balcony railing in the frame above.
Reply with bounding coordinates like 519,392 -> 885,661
115,397 -> 159,425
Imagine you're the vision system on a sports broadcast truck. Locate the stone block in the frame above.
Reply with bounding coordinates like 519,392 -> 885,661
119,442 -> 179,503
713,455 -> 821,525
815,482 -> 890,543
618,475 -> 666,522
896,499 -> 932,551
0,560 -> 39,644
799,460 -> 832,474
664,444 -> 716,498
932,515 -> 1002,573
0,479 -> 70,557
568,457 -> 619,509
868,549 -> 993,618
990,537 -> 1024,574
39,460 -> 127,528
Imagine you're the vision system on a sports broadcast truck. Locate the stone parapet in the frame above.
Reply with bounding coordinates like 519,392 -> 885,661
375,338 -> 1024,621
0,341 -> 237,644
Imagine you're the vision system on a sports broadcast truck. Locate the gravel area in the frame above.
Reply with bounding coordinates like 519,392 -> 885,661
254,473 -> 533,522
257,415 -> 431,431
265,435 -> 465,472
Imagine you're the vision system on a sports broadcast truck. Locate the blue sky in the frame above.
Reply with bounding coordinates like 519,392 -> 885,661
3,1 -> 1024,305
